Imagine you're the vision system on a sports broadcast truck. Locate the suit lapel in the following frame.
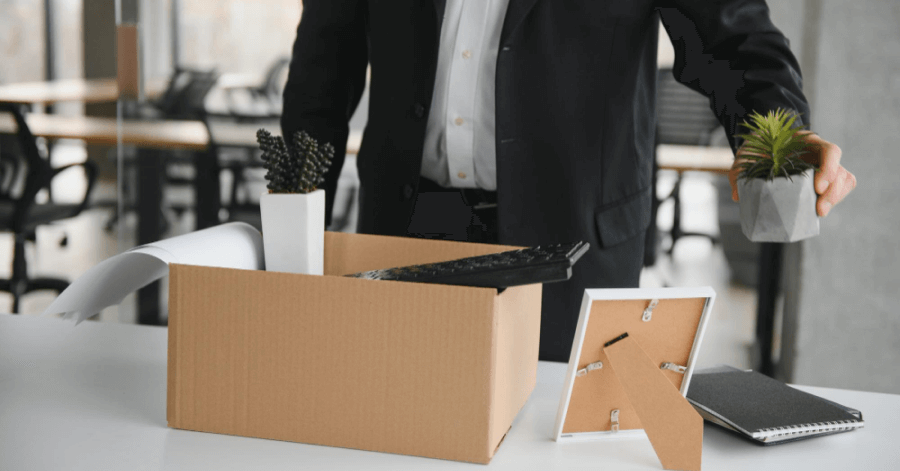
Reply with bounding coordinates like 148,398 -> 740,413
433,0 -> 446,24
500,0 -> 540,45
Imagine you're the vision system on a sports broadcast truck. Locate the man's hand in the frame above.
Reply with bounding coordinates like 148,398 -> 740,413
728,134 -> 857,217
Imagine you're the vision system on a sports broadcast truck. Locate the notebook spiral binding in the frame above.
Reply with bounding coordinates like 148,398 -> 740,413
756,419 -> 864,442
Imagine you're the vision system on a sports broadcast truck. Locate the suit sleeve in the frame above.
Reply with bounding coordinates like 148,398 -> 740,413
281,0 -> 368,225
656,1 -> 810,153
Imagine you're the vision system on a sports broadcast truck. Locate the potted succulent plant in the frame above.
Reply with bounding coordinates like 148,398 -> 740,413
256,129 -> 334,274
735,109 -> 820,243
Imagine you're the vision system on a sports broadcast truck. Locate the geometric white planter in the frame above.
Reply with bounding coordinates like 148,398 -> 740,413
259,189 -> 325,275
737,168 -> 819,243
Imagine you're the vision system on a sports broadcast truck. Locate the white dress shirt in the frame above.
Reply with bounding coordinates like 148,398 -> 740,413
421,0 -> 510,191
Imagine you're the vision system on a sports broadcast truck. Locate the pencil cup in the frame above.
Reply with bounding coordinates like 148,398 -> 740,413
259,189 -> 325,275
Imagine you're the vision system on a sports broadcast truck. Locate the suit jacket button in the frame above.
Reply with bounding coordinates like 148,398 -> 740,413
402,183 -> 414,200
413,103 -> 426,119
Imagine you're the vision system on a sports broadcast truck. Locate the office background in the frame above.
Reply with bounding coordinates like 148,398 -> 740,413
0,0 -> 897,393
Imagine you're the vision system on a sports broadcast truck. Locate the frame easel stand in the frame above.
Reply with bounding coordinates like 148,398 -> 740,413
553,288 -> 716,471
603,332 -> 702,471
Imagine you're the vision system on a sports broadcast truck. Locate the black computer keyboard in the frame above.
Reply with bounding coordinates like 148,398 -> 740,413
346,241 -> 589,291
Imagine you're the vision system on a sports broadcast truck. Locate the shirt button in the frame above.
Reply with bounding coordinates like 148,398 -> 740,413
402,184 -> 414,200
458,172 -> 467,179
454,117 -> 464,126
462,50 -> 472,59
413,103 -> 425,119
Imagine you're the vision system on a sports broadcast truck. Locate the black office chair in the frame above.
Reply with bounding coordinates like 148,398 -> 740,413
223,57 -> 291,120
645,68 -> 723,267
146,67 -> 221,120
0,104 -> 98,313
110,68 -> 221,232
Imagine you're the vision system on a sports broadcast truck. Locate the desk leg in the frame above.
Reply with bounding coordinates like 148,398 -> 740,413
136,149 -> 163,325
755,242 -> 783,377
194,147 -> 220,230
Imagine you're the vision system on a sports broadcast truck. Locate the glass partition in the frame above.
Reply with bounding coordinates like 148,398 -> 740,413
113,0 -> 335,325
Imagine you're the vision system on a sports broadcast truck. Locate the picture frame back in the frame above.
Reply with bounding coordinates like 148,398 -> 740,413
553,287 -> 716,441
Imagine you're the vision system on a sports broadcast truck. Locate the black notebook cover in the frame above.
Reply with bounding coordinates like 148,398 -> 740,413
686,366 -> 864,445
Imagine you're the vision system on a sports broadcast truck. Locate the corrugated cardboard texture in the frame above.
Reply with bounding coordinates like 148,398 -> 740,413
562,298 -> 706,434
605,335 -> 703,471
490,285 -> 542,448
168,234 -> 539,464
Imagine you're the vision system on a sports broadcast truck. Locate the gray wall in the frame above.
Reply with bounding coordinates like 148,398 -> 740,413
777,1 -> 900,393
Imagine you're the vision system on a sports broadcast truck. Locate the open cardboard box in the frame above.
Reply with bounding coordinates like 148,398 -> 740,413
166,231 -> 542,464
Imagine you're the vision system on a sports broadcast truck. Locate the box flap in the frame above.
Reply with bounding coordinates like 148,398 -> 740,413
324,231 -> 521,276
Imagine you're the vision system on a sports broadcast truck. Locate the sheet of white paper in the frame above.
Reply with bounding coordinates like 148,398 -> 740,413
43,222 -> 264,324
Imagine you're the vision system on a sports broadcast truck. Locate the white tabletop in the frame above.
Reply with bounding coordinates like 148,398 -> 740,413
1,315 -> 897,470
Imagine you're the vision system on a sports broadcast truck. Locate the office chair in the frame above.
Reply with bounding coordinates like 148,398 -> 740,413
110,68 -> 221,232
147,67 -> 221,120
644,68 -> 723,267
154,68 -> 221,221
223,57 -> 291,120
0,104 -> 98,313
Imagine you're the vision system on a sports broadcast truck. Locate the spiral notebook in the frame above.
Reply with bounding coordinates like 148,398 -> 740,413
686,366 -> 864,445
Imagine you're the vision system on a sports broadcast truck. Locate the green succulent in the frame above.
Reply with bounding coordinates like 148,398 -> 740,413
257,129 -> 334,194
736,108 -> 818,181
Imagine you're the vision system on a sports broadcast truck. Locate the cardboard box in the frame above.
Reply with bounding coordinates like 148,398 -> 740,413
167,232 -> 542,464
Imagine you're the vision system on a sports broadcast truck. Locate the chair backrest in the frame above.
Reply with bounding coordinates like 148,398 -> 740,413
655,68 -> 721,146
0,104 -> 61,231
260,57 -> 291,103
0,105 -> 52,201
0,148 -> 24,200
155,67 -> 220,119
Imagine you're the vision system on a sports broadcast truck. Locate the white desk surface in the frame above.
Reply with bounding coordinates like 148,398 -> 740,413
1,314 -> 896,470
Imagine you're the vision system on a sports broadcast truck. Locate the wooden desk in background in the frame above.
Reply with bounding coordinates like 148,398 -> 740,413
0,113 -> 362,152
0,75 -> 261,105
656,144 -> 734,173
0,111 -> 361,247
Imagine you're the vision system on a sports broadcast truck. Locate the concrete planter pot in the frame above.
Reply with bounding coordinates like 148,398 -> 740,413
259,189 -> 325,275
737,169 -> 819,243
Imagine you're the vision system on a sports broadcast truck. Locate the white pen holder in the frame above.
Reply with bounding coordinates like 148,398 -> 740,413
259,189 -> 325,275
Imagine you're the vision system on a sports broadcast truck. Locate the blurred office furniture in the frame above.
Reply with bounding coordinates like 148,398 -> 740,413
133,68 -> 220,120
0,113 -> 208,148
0,109 -> 361,323
0,78 -> 163,105
223,57 -> 291,120
127,67 -> 222,326
119,67 -> 221,233
0,104 -> 98,313
645,68 -> 726,267
0,75 -> 259,106
715,175 -> 760,286
216,57 -> 292,229
150,68 -> 220,229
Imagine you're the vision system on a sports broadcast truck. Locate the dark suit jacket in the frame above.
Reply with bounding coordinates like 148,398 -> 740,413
281,0 -> 809,360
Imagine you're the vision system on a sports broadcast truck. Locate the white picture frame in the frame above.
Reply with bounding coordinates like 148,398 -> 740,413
553,286 -> 716,442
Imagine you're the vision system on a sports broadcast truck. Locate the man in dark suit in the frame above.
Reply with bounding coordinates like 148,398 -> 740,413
281,1 -> 855,362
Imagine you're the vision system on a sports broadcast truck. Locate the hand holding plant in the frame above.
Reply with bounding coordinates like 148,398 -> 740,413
727,109 -> 856,217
